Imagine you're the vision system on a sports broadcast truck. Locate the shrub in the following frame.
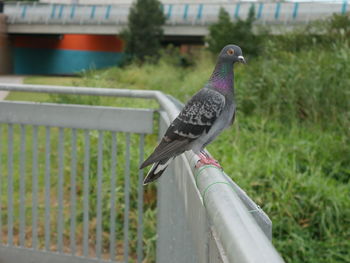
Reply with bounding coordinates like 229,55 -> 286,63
206,6 -> 264,57
236,42 -> 350,128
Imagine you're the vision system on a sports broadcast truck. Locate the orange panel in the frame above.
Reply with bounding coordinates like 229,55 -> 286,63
59,35 -> 124,52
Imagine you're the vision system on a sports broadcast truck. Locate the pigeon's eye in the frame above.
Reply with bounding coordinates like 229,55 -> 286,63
227,49 -> 235,55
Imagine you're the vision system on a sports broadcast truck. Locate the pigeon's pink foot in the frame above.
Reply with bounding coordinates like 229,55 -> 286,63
195,153 -> 223,170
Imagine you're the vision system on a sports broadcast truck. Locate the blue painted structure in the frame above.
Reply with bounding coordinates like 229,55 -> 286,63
13,48 -> 124,75
341,1 -> 348,14
257,3 -> 264,19
275,2 -> 281,20
234,3 -> 241,19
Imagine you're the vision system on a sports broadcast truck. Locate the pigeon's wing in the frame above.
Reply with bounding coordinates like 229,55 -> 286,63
140,88 -> 226,168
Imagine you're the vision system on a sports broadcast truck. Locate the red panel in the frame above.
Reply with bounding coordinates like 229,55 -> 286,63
13,34 -> 124,52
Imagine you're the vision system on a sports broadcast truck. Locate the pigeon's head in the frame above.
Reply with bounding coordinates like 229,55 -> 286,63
219,45 -> 246,64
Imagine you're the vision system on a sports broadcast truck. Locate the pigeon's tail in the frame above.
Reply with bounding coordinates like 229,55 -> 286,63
143,158 -> 173,185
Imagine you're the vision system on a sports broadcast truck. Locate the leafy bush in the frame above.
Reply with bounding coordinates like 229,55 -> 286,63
327,13 -> 350,38
206,6 -> 264,57
237,42 -> 350,127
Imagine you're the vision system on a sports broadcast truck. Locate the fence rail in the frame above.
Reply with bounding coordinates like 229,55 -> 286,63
0,83 -> 284,263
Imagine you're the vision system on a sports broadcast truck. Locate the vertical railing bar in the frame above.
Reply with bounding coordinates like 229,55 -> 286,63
341,1 -> 347,15
96,131 -> 103,259
292,2 -> 299,19
51,4 -> 56,18
105,5 -> 111,19
123,133 -> 131,263
70,128 -> 77,255
32,125 -> 39,249
83,130 -> 90,257
137,134 -> 144,263
257,2 -> 264,19
7,124 -> 14,246
70,4 -> 76,19
0,125 -> 2,243
109,132 -> 117,261
57,127 -> 64,252
44,126 -> 51,251
234,3 -> 241,19
19,124 -> 26,247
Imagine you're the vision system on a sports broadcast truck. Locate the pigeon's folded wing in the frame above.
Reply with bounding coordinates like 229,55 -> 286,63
140,88 -> 225,168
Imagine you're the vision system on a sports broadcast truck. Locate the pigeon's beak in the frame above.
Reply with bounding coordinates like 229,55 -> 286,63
238,56 -> 246,64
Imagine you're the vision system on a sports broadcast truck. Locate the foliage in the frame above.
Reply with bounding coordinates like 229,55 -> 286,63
206,8 -> 234,54
327,13 -> 350,38
206,6 -> 264,57
237,42 -> 350,128
121,0 -> 165,63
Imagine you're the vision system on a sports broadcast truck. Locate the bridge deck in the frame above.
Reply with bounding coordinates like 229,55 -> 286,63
4,2 -> 349,36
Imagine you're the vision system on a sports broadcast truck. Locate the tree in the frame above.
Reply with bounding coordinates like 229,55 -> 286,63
122,0 -> 165,62
206,6 -> 262,57
206,8 -> 234,54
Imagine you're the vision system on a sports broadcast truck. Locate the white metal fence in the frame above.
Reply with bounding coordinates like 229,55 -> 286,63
0,83 -> 284,263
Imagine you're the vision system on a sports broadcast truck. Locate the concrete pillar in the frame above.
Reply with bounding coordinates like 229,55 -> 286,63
0,14 -> 12,74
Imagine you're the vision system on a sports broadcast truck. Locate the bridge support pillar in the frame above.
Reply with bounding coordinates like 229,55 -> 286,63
0,14 -> 12,74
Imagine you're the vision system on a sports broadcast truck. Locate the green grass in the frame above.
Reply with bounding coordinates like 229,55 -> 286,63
2,40 -> 350,262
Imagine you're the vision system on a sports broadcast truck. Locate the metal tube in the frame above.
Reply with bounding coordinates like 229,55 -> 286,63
32,126 -> 39,249
83,130 -> 90,257
45,126 -> 51,251
0,84 -> 177,123
57,128 -> 64,252
0,125 -> 2,243
193,161 -> 284,263
96,131 -> 103,259
0,84 -> 156,99
7,124 -> 14,246
58,4 -> 64,19
109,132 -> 117,261
123,133 -> 131,263
137,134 -> 144,263
70,128 -> 77,255
105,5 -> 111,19
19,124 -> 26,247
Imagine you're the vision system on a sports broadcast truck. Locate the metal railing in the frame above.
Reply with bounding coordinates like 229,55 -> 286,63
0,83 -> 284,263
4,1 -> 349,27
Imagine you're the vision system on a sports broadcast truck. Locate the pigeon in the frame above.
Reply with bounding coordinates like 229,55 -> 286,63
140,44 -> 246,185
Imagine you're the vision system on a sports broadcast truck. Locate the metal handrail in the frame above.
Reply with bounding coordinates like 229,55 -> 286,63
0,83 -> 284,263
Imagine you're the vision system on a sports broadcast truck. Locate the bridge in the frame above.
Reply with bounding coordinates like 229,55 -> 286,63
0,1 -> 349,75
4,1 -> 350,36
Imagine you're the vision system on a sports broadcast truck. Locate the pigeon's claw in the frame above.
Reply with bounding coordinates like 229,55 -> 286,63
195,154 -> 223,170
